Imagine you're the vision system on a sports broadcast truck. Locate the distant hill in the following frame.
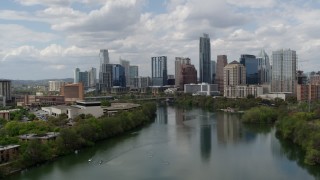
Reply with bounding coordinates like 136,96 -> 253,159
12,78 -> 74,86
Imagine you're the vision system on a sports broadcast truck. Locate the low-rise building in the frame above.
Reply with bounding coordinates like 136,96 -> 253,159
0,145 -> 20,164
297,84 -> 320,102
103,103 -> 141,116
19,132 -> 60,142
0,110 -> 10,120
184,83 -> 219,96
224,85 -> 263,98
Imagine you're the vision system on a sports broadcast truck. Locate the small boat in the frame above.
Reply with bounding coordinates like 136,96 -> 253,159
99,160 -> 103,165
88,159 -> 92,162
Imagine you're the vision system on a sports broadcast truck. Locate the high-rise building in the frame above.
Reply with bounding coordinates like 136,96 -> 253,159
49,81 -> 65,92
88,67 -> 97,88
224,61 -> 246,87
120,58 -> 130,87
100,49 -> 109,64
271,49 -> 297,94
175,57 -> 191,88
211,60 -> 216,84
0,79 -> 11,103
99,49 -> 111,92
74,68 -> 80,83
151,56 -> 168,86
112,64 -> 126,87
240,54 -> 258,84
199,33 -> 211,83
180,64 -> 197,90
129,65 -> 139,87
257,49 -> 271,84
216,55 -> 228,94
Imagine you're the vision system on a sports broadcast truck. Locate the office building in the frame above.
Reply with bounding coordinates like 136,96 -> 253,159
184,83 -> 219,96
151,56 -> 168,86
60,83 -> 84,103
240,54 -> 258,84
0,79 -> 11,103
224,61 -> 246,87
129,65 -> 139,87
224,85 -> 263,98
175,57 -> 191,88
180,64 -> 197,90
74,68 -> 80,83
112,64 -> 126,87
199,34 -> 211,83
216,55 -> 228,94
257,49 -> 271,84
88,67 -> 97,88
49,81 -> 65,92
100,49 -> 109,64
211,60 -> 216,84
120,58 -> 130,87
271,49 -> 297,94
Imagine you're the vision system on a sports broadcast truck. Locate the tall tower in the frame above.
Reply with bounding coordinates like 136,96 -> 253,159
120,58 -> 130,87
216,55 -> 228,94
271,49 -> 297,94
99,49 -> 109,65
199,34 -> 211,83
240,54 -> 258,84
211,60 -> 216,84
175,57 -> 191,88
74,68 -> 80,83
88,67 -> 97,88
257,49 -> 271,84
151,56 -> 168,86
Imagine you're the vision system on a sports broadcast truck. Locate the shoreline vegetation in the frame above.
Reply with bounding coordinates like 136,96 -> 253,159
0,102 -> 156,177
176,94 -> 320,166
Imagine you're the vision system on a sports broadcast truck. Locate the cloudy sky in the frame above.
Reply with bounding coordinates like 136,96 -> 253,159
0,0 -> 320,80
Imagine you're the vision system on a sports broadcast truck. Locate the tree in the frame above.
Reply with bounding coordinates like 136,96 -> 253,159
101,100 -> 111,107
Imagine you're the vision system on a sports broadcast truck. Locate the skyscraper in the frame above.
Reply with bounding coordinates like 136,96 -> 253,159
199,34 -> 211,83
257,49 -> 271,84
112,64 -> 126,87
129,65 -> 139,87
99,49 -> 111,92
224,61 -> 246,87
240,54 -> 258,84
175,57 -> 191,88
100,49 -> 109,64
151,56 -> 168,86
74,68 -> 80,83
88,67 -> 97,88
216,55 -> 228,94
180,64 -> 197,90
271,49 -> 297,94
120,58 -> 130,87
211,60 -> 216,84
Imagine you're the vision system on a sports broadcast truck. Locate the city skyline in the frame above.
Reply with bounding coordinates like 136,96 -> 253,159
0,0 -> 320,79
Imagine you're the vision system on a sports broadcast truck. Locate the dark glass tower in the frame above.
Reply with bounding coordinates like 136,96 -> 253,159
240,54 -> 258,84
199,34 -> 211,83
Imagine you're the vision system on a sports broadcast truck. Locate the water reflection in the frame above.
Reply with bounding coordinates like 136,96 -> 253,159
155,105 -> 168,124
200,125 -> 212,161
216,113 -> 242,144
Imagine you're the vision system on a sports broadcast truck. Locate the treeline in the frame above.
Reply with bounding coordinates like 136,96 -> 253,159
175,94 -> 286,111
0,102 -> 156,175
276,112 -> 320,165
241,101 -> 320,166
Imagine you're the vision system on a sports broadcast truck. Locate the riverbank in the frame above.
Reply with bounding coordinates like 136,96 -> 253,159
0,102 -> 157,178
241,103 -> 320,165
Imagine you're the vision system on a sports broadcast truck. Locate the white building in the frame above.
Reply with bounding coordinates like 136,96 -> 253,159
224,85 -> 263,98
184,83 -> 219,96
48,81 -> 66,92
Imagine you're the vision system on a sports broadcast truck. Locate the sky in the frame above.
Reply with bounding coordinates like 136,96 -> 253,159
0,0 -> 320,80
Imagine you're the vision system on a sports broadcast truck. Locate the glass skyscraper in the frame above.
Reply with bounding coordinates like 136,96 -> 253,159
112,64 -> 126,87
257,49 -> 271,84
240,54 -> 258,84
199,34 -> 211,83
271,49 -> 297,93
151,56 -> 167,86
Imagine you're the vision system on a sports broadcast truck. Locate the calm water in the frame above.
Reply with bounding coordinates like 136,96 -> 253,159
8,106 -> 320,180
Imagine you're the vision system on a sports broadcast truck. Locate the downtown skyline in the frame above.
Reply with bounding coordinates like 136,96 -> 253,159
0,0 -> 320,79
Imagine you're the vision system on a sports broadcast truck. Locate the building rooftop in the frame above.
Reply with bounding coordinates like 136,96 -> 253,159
19,132 -> 60,140
0,145 -> 20,151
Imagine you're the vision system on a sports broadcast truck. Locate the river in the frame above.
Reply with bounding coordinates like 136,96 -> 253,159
8,105 -> 320,180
